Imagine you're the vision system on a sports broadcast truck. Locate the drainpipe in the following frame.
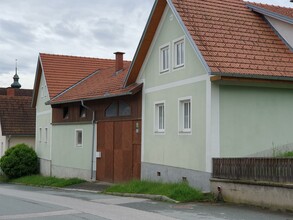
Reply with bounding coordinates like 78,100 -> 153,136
81,100 -> 95,180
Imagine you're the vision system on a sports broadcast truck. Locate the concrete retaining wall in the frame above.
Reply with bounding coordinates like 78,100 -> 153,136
211,178 -> 293,211
142,162 -> 211,192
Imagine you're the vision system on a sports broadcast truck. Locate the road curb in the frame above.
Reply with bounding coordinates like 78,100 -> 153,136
104,192 -> 180,203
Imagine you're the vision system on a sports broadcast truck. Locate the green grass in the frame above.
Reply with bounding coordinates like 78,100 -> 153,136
105,180 -> 212,202
276,151 -> 293,158
0,175 -> 8,182
9,175 -> 86,187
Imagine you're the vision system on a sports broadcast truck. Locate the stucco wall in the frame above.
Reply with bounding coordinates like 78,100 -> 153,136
51,123 -> 93,180
9,136 -> 35,149
220,85 -> 293,156
266,16 -> 293,48
35,70 -> 52,162
139,5 -> 210,188
211,179 -> 293,211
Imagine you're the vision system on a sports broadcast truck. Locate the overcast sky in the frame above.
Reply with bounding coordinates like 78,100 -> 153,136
0,0 -> 292,89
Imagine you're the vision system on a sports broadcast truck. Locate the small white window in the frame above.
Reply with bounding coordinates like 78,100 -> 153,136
75,129 -> 83,147
179,97 -> 191,133
154,102 -> 165,133
45,128 -> 48,143
174,38 -> 185,68
39,127 -> 42,142
160,44 -> 170,73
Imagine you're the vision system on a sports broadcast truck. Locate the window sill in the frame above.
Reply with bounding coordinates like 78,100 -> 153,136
178,130 -> 192,135
173,64 -> 184,70
160,69 -> 169,74
154,131 -> 165,135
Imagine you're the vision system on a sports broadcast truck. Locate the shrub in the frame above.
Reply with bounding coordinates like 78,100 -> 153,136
0,144 -> 39,179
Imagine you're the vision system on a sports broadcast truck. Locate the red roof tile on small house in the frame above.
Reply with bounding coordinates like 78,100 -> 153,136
50,62 -> 141,105
40,53 -> 117,99
126,0 -> 293,86
0,93 -> 35,136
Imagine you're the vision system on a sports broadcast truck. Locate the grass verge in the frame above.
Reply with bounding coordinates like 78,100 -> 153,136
6,175 -> 86,187
105,180 -> 213,202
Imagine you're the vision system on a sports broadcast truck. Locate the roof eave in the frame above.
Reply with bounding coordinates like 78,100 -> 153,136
211,72 -> 293,82
48,84 -> 142,106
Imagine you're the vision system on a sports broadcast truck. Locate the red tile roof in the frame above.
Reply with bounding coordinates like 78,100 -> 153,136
0,91 -> 35,136
126,0 -> 293,85
172,0 -> 293,78
246,2 -> 293,19
50,62 -> 141,104
39,53 -> 117,99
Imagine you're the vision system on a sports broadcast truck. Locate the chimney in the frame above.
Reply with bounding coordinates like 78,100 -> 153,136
7,87 -> 15,96
114,52 -> 125,72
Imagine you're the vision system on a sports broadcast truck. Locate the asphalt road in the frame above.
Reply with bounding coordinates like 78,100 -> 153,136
0,183 -> 292,220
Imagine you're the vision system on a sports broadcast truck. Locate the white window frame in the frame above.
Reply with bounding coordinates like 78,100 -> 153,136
39,127 -> 42,142
154,101 -> 165,134
178,97 -> 192,134
159,43 -> 170,73
44,127 -> 48,143
75,129 -> 83,147
173,37 -> 185,69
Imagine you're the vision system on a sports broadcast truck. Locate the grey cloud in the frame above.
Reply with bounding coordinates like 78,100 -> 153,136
0,19 -> 35,43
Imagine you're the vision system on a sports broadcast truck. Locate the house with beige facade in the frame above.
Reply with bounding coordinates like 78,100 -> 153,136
0,74 -> 35,157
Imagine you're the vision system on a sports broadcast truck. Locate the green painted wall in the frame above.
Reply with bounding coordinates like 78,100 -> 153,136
140,6 -> 208,172
220,85 -> 293,156
35,71 -> 52,160
144,82 -> 206,171
51,124 -> 92,170
141,7 -> 206,90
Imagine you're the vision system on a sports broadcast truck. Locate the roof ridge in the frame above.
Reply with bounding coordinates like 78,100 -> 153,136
39,53 -> 116,62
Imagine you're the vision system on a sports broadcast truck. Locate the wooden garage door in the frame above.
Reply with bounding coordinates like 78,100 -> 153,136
96,120 -> 141,182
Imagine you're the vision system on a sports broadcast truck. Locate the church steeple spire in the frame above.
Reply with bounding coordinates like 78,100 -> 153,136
11,59 -> 21,89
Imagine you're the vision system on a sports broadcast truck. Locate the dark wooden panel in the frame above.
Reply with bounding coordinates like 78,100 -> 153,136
96,121 -> 114,182
132,144 -> 141,179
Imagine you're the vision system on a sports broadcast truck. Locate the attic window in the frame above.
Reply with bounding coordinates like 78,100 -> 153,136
63,107 -> 69,119
80,105 -> 86,118
119,100 -> 131,116
105,102 -> 118,117
105,101 -> 131,117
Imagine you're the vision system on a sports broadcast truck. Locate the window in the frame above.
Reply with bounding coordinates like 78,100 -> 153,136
39,127 -> 42,142
155,102 -> 165,133
174,38 -> 185,68
75,130 -> 83,147
45,128 -> 48,143
63,107 -> 69,119
179,97 -> 191,133
105,101 -> 131,117
80,105 -> 87,118
160,44 -> 170,73
119,100 -> 131,116
105,102 -> 118,117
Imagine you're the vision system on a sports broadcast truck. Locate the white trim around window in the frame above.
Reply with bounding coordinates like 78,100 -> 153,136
173,36 -> 185,69
154,101 -> 165,134
44,127 -> 48,143
159,43 -> 170,74
178,96 -> 192,135
75,129 -> 83,147
39,127 -> 42,142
